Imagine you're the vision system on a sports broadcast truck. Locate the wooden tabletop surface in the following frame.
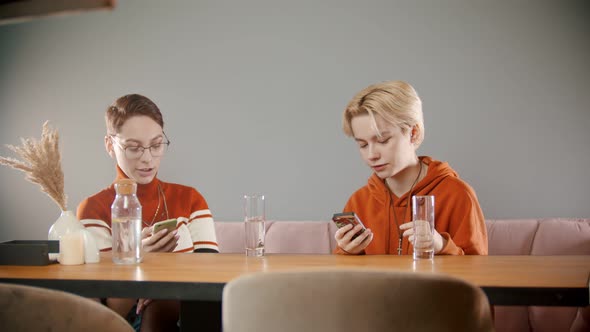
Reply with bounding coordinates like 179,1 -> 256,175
1,253 -> 589,289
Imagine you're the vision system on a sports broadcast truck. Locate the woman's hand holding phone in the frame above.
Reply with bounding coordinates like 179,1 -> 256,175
141,223 -> 179,253
333,213 -> 373,254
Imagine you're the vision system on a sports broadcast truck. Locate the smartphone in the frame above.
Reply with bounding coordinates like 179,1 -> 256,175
332,212 -> 366,240
152,218 -> 178,235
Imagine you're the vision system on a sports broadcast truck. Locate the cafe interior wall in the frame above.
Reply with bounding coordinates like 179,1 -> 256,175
0,0 -> 589,241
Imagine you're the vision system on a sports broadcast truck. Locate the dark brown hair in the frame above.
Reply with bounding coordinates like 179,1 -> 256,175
105,94 -> 164,134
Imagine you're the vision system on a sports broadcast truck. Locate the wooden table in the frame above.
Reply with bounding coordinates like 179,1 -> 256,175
1,253 -> 589,331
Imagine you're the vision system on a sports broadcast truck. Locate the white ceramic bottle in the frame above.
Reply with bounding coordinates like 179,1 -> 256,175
48,210 -> 100,264
48,210 -> 84,264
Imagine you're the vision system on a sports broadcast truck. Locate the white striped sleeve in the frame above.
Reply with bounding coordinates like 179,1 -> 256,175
172,219 -> 194,253
186,209 -> 219,252
80,219 -> 112,251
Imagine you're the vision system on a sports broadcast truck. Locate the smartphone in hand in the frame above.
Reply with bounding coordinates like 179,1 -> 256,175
152,218 -> 178,235
332,212 -> 366,240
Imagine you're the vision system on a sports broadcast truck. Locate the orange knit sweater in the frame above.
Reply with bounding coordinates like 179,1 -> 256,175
77,166 -> 218,253
335,156 -> 488,255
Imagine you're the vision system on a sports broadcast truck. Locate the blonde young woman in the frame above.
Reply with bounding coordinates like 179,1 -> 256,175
334,81 -> 488,256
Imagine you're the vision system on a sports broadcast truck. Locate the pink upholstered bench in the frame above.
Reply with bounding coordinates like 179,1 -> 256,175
214,218 -> 590,331
486,219 -> 590,332
215,220 -> 338,254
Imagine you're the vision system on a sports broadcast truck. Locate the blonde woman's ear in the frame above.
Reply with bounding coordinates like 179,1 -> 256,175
410,125 -> 420,144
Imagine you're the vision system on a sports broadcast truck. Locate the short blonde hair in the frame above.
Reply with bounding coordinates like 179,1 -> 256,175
343,80 -> 424,147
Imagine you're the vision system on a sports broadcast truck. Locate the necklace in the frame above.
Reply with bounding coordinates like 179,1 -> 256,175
388,161 -> 423,255
143,183 -> 169,228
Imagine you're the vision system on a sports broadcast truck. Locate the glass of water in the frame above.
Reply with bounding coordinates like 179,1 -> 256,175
412,195 -> 435,260
243,194 -> 265,257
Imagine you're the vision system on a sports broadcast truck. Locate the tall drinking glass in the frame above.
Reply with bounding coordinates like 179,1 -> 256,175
243,194 -> 265,257
412,195 -> 435,260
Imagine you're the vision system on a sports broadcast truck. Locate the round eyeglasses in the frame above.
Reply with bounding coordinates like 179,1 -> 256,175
109,133 -> 170,160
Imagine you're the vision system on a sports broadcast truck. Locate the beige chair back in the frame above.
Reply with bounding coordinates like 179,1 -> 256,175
0,283 -> 133,332
223,269 -> 494,332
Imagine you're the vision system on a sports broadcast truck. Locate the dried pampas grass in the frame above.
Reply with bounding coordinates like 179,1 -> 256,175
0,121 -> 67,211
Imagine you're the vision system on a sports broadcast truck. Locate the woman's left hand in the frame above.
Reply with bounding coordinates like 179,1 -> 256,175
399,221 -> 446,254
141,227 -> 178,253
136,298 -> 153,315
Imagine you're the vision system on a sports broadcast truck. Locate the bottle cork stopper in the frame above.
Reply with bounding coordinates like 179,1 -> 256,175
114,178 -> 136,195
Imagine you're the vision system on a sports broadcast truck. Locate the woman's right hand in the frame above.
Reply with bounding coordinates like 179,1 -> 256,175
141,227 -> 179,253
335,224 -> 373,254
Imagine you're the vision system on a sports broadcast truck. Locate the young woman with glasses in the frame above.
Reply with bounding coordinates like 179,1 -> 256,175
77,94 -> 218,331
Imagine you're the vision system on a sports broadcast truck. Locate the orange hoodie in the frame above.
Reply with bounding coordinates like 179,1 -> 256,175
335,156 -> 488,255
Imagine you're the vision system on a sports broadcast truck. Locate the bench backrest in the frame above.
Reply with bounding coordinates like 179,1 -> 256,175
215,218 -> 590,255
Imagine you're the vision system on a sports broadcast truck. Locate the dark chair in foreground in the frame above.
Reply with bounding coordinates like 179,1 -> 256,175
223,269 -> 494,332
0,282 -> 133,332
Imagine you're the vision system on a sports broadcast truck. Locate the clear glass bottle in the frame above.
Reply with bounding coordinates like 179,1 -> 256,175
111,178 -> 142,264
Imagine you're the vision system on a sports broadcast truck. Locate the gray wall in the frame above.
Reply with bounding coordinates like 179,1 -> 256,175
1,0 -> 589,241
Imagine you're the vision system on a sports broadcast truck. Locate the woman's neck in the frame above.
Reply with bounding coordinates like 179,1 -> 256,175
386,158 -> 423,197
